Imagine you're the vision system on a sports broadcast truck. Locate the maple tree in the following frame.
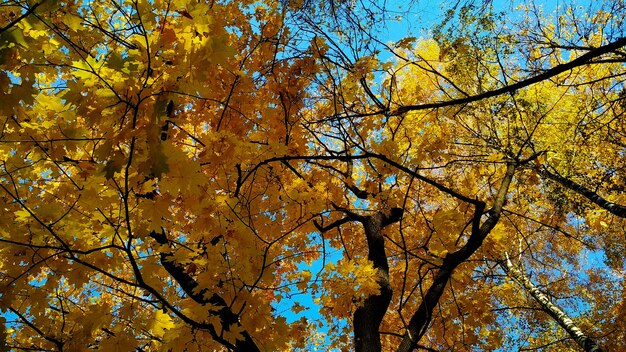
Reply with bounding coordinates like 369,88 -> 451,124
1,0 -> 625,351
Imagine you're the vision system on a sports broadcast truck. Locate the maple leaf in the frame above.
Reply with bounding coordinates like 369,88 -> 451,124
151,310 -> 175,338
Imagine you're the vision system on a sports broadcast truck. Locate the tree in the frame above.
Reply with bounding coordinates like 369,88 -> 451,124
0,0 -> 624,351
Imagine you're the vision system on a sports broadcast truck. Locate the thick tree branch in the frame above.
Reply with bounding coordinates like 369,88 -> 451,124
392,37 -> 626,115
238,153 -> 480,205
149,230 -> 260,352
314,217 -> 352,233
396,163 -> 515,352
538,168 -> 626,218
345,181 -> 371,199
9,307 -> 63,350
501,254 -> 604,352
0,1 -> 45,35
354,208 -> 404,352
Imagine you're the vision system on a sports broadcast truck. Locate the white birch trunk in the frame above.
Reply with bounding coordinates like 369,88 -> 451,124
502,254 -> 604,352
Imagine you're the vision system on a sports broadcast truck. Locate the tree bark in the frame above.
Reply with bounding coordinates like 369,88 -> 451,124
392,37 -> 626,115
150,230 -> 260,352
538,168 -> 626,218
353,209 -> 403,352
396,163 -> 516,352
501,254 -> 604,352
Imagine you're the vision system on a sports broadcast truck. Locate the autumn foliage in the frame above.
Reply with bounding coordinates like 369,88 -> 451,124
1,0 -> 625,351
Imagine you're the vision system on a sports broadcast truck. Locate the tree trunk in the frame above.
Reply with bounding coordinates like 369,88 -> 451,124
502,254 -> 604,352
353,210 -> 402,352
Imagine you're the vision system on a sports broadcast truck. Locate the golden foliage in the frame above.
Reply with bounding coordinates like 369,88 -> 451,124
0,0 -> 624,351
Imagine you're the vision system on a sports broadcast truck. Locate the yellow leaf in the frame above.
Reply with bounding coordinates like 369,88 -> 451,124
63,13 -> 83,31
1,28 -> 28,49
151,310 -> 175,338
14,209 -> 30,222
297,270 -> 312,291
